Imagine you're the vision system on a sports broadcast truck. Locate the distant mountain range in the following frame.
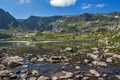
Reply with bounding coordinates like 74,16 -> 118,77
0,8 -> 120,32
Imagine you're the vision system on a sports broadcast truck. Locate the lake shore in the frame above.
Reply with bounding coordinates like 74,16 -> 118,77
0,41 -> 120,80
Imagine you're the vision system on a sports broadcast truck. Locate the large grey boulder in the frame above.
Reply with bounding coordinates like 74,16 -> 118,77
92,61 -> 107,66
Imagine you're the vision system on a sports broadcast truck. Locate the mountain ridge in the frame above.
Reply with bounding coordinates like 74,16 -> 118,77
0,8 -> 120,32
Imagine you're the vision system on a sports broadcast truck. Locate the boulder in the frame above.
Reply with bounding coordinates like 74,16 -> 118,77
30,57 -> 38,63
20,73 -> 28,79
92,61 -> 107,66
0,70 -> 11,76
52,71 -> 73,79
8,62 -> 23,68
84,59 -> 90,64
64,47 -> 73,52
29,77 -> 37,80
89,69 -> 100,77
1,56 -> 24,65
75,66 -> 80,70
38,76 -> 49,80
0,64 -> 5,70
115,75 -> 120,79
106,57 -> 113,63
37,58 -> 44,62
87,54 -> 98,60
51,76 -> 58,80
104,53 -> 115,56
113,54 -> 120,59
32,70 -> 39,77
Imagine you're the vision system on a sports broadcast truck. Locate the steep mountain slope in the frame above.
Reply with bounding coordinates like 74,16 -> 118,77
21,16 -> 63,30
20,12 -> 120,32
0,9 -> 20,29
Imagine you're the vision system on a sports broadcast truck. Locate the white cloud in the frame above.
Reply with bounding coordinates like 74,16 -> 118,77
19,0 -> 31,4
49,0 -> 77,7
81,3 -> 92,9
96,4 -> 105,8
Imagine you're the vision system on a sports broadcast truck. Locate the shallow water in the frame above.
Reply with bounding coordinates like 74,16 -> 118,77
1,40 -> 120,76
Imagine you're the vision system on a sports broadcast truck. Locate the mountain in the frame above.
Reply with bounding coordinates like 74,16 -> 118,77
20,12 -> 120,32
21,15 -> 63,30
0,8 -> 120,33
0,9 -> 20,29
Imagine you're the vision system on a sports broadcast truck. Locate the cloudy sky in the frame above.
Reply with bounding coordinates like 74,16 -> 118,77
0,0 -> 120,19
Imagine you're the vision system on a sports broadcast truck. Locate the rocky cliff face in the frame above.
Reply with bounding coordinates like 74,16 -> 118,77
0,9 -> 20,29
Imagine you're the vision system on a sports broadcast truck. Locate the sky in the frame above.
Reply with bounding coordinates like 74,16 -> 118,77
0,0 -> 120,19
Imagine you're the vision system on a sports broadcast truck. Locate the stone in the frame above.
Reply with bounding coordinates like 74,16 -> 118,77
1,56 -> 24,65
0,70 -> 11,76
75,66 -> 80,70
51,76 -> 58,80
48,56 -> 66,63
98,78 -> 105,80
113,54 -> 120,59
20,73 -> 28,79
30,57 -> 37,63
8,62 -> 22,68
29,77 -> 37,80
64,47 -> 73,52
92,61 -> 107,66
104,53 -> 115,56
106,57 -> 113,63
9,73 -> 18,79
52,71 -> 73,79
87,54 -> 98,60
32,70 -> 39,77
38,76 -> 49,80
0,64 -> 5,70
82,77 -> 90,80
21,69 -> 28,73
37,58 -> 44,62
116,75 -> 120,79
75,75 -> 83,79
84,59 -> 90,64
89,69 -> 100,77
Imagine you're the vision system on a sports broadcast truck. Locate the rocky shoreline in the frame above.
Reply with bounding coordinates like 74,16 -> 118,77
0,46 -> 120,80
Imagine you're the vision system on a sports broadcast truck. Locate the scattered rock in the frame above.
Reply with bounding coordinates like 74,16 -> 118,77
20,73 -> 28,79
0,64 -> 5,70
32,70 -> 39,77
113,54 -> 120,59
106,57 -> 113,63
0,70 -> 11,76
30,57 -> 38,63
51,76 -> 58,80
89,69 -> 100,77
75,66 -> 80,70
115,75 -> 120,79
92,61 -> 107,66
1,56 -> 24,65
38,76 -> 49,80
64,47 -> 73,52
87,54 -> 98,60
52,71 -> 73,79
37,58 -> 44,62
29,77 -> 37,80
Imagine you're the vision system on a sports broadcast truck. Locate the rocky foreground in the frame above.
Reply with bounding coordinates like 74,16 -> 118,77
0,47 -> 120,80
